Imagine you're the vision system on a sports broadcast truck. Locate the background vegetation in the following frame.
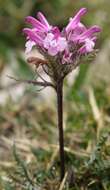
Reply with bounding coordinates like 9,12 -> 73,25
0,0 -> 110,189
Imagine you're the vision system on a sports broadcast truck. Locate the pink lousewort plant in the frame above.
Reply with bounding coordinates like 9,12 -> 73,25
23,8 -> 101,181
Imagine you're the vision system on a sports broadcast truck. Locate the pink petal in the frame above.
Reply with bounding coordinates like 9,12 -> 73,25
66,8 -> 87,32
25,16 -> 48,31
23,28 -> 43,45
51,27 -> 61,38
25,40 -> 36,53
62,50 -> 72,64
71,26 -> 101,43
79,39 -> 95,54
48,46 -> 58,56
48,40 -> 58,56
74,22 -> 86,34
78,46 -> 87,54
37,12 -> 50,29
85,38 -> 95,52
57,37 -> 67,52
43,33 -> 54,49
68,22 -> 86,41
79,26 -> 101,41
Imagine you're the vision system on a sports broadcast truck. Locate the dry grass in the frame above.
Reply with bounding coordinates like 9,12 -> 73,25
0,83 -> 110,190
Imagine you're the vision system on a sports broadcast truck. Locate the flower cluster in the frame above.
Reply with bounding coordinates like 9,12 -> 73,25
23,8 -> 101,65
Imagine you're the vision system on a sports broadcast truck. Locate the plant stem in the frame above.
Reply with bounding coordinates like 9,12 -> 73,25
56,79 -> 65,181
7,75 -> 55,89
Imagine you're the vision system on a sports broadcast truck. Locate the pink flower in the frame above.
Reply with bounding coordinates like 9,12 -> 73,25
75,26 -> 101,43
66,8 -> 87,33
25,12 -> 51,32
37,12 -> 51,30
23,12 -> 52,53
71,26 -> 101,54
44,33 -> 67,56
23,28 -> 43,45
23,8 -> 101,64
79,38 -> 95,54
57,37 -> 67,52
62,50 -> 73,64
25,40 -> 36,53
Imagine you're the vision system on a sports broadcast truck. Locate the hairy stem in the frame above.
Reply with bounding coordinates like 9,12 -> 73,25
56,80 -> 65,181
